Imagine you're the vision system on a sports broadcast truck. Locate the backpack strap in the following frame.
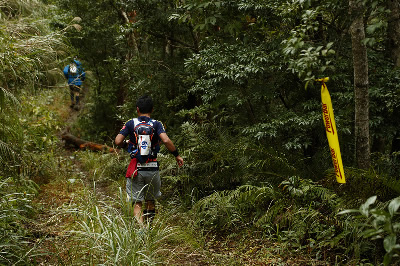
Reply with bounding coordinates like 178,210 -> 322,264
132,118 -> 156,144
133,118 -> 154,129
133,117 -> 153,125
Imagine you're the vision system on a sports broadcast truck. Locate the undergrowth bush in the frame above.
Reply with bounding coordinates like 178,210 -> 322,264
76,150 -> 128,182
339,196 -> 400,265
323,168 -> 400,205
190,185 -> 276,233
0,0 -> 67,92
1,50 -> 68,266
71,187 -> 178,265
0,89 -> 63,263
0,88 -> 70,264
164,121 -> 298,208
161,114 -> 400,264
187,175 -> 396,263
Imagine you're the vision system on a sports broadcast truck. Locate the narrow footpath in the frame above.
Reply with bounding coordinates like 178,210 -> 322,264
27,86 -> 305,265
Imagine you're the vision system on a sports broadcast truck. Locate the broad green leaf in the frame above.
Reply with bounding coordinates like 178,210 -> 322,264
388,197 -> 400,217
371,209 -> 390,219
337,209 -> 360,215
362,228 -> 384,238
384,252 -> 393,266
393,223 -> 400,232
383,235 -> 396,253
360,196 -> 377,216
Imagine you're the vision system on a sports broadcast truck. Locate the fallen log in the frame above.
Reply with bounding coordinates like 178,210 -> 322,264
61,132 -> 119,153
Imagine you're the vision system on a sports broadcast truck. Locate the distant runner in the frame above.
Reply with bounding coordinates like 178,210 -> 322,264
115,95 -> 184,225
63,57 -> 85,110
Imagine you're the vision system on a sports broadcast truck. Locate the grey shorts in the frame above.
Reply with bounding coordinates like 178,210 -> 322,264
126,170 -> 161,202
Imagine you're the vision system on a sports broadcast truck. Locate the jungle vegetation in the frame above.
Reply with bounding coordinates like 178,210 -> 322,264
1,0 -> 400,264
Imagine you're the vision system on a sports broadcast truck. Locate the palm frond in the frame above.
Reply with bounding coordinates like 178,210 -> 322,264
0,87 -> 20,110
0,140 -> 15,162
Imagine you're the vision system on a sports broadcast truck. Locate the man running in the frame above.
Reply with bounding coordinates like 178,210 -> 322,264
115,95 -> 184,224
63,57 -> 85,110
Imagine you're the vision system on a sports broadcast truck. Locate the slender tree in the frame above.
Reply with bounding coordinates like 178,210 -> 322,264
387,0 -> 400,153
349,0 -> 370,169
387,0 -> 400,66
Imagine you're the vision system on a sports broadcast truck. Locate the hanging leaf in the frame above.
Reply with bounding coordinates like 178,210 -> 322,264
72,24 -> 82,31
388,197 -> 400,217
384,235 -> 397,253
71,17 -> 82,23
359,196 -> 377,217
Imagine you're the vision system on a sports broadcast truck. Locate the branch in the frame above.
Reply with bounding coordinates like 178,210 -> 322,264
61,132 -> 119,153
144,30 -> 199,53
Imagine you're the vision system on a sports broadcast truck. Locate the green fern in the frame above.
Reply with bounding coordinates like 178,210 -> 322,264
254,199 -> 290,228
190,184 -> 280,232
324,167 -> 400,204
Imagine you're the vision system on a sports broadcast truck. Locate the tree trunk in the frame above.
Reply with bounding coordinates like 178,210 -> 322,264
387,0 -> 400,66
386,0 -> 400,154
61,132 -> 119,153
240,81 -> 256,123
119,10 -> 139,58
114,9 -> 139,106
349,0 -> 370,169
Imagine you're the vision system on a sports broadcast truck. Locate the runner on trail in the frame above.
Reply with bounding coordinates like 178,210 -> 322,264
63,57 -> 85,109
115,95 -> 184,224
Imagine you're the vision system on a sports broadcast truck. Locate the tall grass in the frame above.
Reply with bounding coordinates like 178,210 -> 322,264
70,187 -> 178,265
0,87 -> 68,264
0,0 -> 68,92
50,144 -> 181,264
76,150 -> 128,183
0,176 -> 39,265
0,0 -> 71,258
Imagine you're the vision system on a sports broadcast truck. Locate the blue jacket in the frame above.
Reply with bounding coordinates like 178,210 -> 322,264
63,60 -> 85,86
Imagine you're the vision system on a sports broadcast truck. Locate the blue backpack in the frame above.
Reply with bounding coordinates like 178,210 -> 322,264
68,62 -> 78,76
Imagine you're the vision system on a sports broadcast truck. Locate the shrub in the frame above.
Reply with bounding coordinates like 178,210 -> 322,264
339,196 -> 400,265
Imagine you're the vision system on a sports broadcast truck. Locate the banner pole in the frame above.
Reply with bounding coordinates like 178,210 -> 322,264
317,77 -> 346,184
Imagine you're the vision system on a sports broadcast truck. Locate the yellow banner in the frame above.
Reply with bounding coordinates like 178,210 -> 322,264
317,77 -> 346,183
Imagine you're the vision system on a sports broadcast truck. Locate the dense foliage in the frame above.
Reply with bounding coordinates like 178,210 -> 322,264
1,0 -> 400,264
0,0 -> 67,263
53,0 -> 400,263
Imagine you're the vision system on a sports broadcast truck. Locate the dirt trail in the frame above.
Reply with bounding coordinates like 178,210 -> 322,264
28,86 -> 212,265
29,85 -> 95,264
28,86 -> 298,265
